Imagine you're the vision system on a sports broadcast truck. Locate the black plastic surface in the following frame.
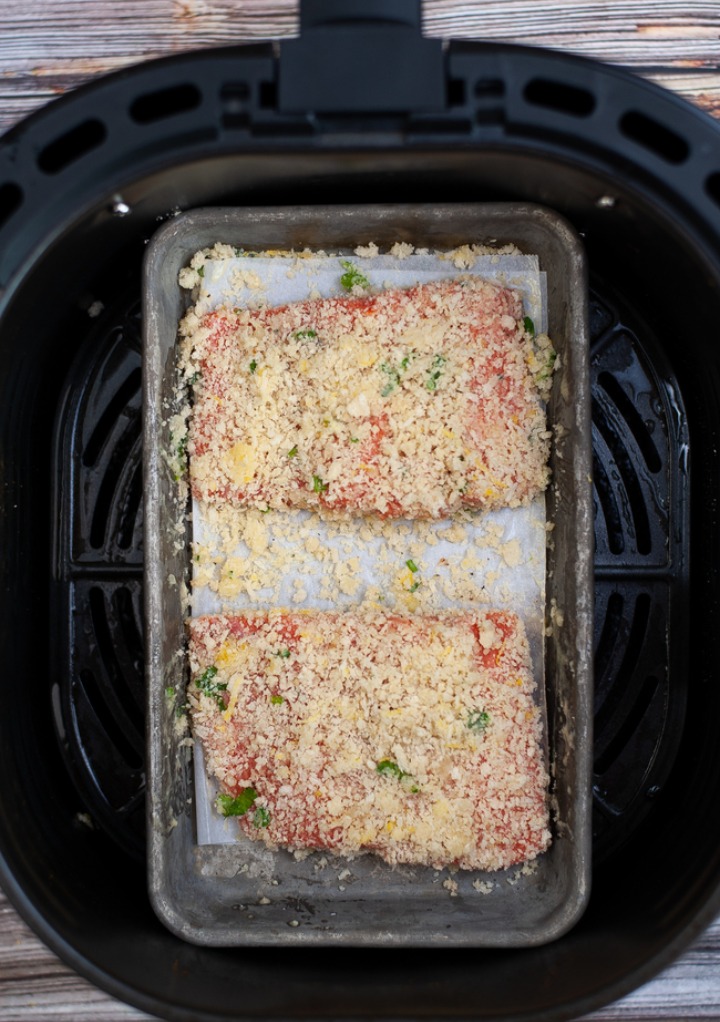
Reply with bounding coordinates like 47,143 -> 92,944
0,29 -> 718,1022
279,0 -> 444,113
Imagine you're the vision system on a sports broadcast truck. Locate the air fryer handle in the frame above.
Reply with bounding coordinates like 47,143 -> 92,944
278,0 -> 445,114
299,0 -> 422,30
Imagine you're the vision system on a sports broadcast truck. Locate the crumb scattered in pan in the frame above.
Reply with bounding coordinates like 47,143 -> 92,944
354,242 -> 379,258
389,241 -> 414,259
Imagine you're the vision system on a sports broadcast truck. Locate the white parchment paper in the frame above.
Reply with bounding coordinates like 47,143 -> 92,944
187,250 -> 548,844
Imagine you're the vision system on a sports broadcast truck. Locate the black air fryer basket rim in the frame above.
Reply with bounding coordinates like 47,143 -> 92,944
2,9 -> 720,1020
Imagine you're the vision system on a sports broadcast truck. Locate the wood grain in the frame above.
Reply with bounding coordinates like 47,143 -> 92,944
2,1 -> 720,1020
1,1 -> 720,132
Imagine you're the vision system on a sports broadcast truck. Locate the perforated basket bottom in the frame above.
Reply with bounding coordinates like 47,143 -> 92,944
52,278 -> 689,865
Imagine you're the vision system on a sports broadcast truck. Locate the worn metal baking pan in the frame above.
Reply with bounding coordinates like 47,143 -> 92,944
143,203 -> 593,947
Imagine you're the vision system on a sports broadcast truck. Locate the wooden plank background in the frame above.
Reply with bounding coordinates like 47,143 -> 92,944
2,1 -> 720,1020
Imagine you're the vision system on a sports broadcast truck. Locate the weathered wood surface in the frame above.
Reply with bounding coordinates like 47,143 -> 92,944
0,0 -> 719,133
2,1 -> 720,1020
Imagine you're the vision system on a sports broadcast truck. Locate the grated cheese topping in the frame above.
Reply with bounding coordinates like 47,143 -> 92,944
188,609 -> 550,871
180,276 -> 553,519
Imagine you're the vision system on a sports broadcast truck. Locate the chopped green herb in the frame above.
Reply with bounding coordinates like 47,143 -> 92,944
270,694 -> 285,704
408,581 -> 421,593
188,370 -> 202,387
376,759 -> 405,780
176,433 -> 188,460
339,260 -> 370,292
536,349 -> 558,382
312,474 -> 329,494
523,315 -> 535,336
197,265 -> 205,278
165,686 -> 175,698
380,361 -> 400,397
275,648 -> 291,659
287,445 -> 298,458
253,806 -> 271,829
216,787 -> 257,817
249,359 -> 258,373
195,665 -> 228,710
379,355 -> 413,397
376,760 -> 419,791
425,353 -> 446,391
260,505 -> 272,513
294,329 -> 317,339
234,247 -> 244,257
467,709 -> 491,732
349,437 -> 360,444
406,559 -> 419,573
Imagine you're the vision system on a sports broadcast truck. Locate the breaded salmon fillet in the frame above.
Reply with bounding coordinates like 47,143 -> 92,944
188,609 -> 550,871
182,277 -> 553,519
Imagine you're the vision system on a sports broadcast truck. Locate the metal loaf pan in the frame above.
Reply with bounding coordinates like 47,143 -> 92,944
143,203 -> 593,947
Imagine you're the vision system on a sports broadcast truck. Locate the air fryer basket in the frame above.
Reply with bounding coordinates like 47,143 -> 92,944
1,3 -> 720,1018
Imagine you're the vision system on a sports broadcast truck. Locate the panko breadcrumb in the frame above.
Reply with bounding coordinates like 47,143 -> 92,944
188,609 -> 550,871
181,277 -> 553,519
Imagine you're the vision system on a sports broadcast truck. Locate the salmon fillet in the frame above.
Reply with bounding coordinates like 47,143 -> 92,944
188,609 -> 550,871
183,277 -> 552,519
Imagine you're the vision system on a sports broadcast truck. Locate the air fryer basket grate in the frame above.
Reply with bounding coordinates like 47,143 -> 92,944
54,294 -> 146,859
52,276 -> 688,866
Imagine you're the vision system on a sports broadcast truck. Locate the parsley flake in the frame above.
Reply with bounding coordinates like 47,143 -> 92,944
270,694 -> 285,704
294,329 -> 317,340
425,354 -> 446,391
216,787 -> 257,817
176,433 -> 188,461
195,665 -> 228,710
376,760 -> 405,780
523,315 -> 535,336
312,475 -> 329,494
406,559 -> 419,573
249,359 -> 258,373
339,260 -> 370,292
288,445 -> 298,458
536,349 -> 558,382
376,760 -> 420,792
467,709 -> 491,732
379,362 -> 400,396
253,806 -> 271,829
